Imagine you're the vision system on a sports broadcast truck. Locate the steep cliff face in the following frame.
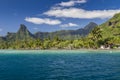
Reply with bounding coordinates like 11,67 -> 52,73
16,24 -> 34,40
5,24 -> 34,41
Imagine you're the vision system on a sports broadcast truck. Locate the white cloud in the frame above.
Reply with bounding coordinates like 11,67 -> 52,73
25,17 -> 61,25
58,0 -> 86,7
60,23 -> 78,28
44,8 -> 120,19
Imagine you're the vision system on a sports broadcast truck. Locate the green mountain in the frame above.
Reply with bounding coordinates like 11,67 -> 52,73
16,24 -> 35,40
100,13 -> 120,39
0,22 -> 97,41
86,12 -> 120,48
1,13 -> 120,49
5,24 -> 34,41
35,22 -> 98,39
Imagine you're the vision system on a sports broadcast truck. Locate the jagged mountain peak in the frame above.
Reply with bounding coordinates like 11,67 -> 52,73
76,22 -> 98,36
84,22 -> 98,30
17,24 -> 28,33
1,22 -> 97,41
16,24 -> 34,40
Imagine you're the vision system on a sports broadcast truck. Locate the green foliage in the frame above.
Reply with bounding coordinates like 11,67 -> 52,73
1,13 -> 120,49
89,27 -> 102,42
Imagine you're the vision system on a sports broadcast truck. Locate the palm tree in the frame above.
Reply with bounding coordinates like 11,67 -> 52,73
90,27 -> 102,42
88,27 -> 102,48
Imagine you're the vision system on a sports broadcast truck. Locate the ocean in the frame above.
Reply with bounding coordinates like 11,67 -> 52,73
0,50 -> 119,80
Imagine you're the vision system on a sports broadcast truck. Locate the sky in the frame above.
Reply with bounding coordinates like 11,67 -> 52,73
0,0 -> 120,36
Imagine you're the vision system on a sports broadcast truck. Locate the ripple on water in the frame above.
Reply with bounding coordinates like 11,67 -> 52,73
0,50 -> 120,80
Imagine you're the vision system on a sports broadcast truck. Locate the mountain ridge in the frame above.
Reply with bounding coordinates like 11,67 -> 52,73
0,22 -> 97,41
35,22 -> 98,39
1,13 -> 120,49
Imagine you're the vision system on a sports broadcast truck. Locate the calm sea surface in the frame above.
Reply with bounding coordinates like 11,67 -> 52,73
0,50 -> 120,80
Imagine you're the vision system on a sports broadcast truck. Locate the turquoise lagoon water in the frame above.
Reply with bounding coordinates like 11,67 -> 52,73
0,50 -> 120,80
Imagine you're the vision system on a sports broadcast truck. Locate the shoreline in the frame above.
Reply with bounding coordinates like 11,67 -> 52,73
0,49 -> 120,54
0,49 -> 120,52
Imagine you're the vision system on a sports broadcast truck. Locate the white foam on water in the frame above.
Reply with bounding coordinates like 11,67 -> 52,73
0,49 -> 120,54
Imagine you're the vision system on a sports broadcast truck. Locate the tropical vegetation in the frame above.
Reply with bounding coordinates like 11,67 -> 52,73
1,13 -> 120,49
